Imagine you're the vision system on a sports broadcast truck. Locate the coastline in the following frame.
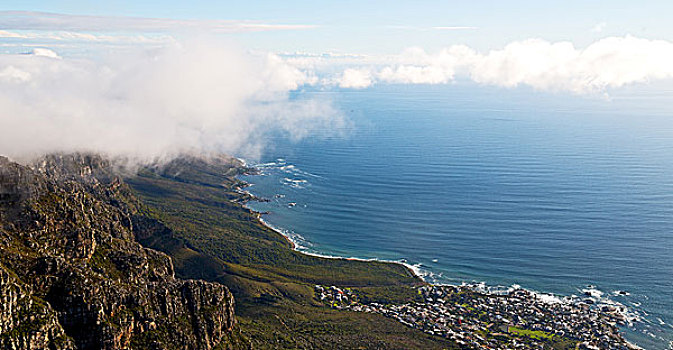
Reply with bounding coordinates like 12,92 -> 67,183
252,201 -> 425,281
235,164 -> 426,280
244,194 -> 641,349
236,165 -> 643,349
257,214 -> 296,250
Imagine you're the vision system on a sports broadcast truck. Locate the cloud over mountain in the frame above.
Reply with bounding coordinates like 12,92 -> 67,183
0,39 -> 342,163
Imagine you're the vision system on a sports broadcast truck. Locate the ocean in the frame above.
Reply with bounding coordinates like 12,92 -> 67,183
240,84 -> 673,349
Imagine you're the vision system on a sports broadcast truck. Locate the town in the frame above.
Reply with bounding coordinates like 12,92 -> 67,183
315,284 -> 639,349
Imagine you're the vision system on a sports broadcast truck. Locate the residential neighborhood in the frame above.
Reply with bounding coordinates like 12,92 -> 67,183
315,284 -> 638,349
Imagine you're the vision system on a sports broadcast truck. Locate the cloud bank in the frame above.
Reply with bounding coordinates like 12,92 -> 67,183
330,36 -> 673,94
2,32 -> 671,165
0,40 -> 342,163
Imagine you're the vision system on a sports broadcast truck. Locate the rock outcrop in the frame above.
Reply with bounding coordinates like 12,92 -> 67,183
0,154 -> 243,349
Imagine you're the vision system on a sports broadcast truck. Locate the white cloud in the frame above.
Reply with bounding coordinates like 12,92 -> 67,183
0,39 -> 343,163
330,36 -> 673,94
375,47 -> 459,84
466,36 -> 673,93
30,48 -> 61,59
261,53 -> 318,91
0,65 -> 31,82
378,65 -> 450,84
339,68 -> 372,89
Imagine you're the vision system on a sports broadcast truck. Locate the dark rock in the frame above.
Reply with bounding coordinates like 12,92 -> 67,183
0,154 -> 244,350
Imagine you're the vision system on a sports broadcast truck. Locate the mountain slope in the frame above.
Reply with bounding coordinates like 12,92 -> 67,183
0,154 -> 246,350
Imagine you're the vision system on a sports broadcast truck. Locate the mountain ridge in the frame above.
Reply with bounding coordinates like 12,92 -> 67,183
0,154 -> 246,349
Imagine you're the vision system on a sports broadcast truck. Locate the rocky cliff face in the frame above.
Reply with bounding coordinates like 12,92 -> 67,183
0,154 -> 243,350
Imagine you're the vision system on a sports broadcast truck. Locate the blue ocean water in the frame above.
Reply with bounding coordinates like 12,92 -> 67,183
240,85 -> 673,349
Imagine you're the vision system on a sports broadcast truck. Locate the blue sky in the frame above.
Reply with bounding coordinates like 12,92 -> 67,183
2,0 -> 673,53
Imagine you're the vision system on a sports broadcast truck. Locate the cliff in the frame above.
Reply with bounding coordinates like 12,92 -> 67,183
0,154 -> 244,350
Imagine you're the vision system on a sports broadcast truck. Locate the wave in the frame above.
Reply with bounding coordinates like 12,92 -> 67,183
280,164 -> 323,178
251,158 -> 322,179
281,177 -> 309,189
257,217 -> 313,249
256,161 -> 283,168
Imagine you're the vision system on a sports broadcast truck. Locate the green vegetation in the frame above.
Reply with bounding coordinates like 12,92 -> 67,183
507,326 -> 576,349
236,300 -> 457,349
125,156 -> 453,348
508,326 -> 555,340
88,245 -> 125,281
352,285 -> 424,305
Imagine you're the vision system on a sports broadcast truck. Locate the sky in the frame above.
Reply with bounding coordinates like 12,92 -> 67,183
1,1 -> 672,162
2,1 -> 673,53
